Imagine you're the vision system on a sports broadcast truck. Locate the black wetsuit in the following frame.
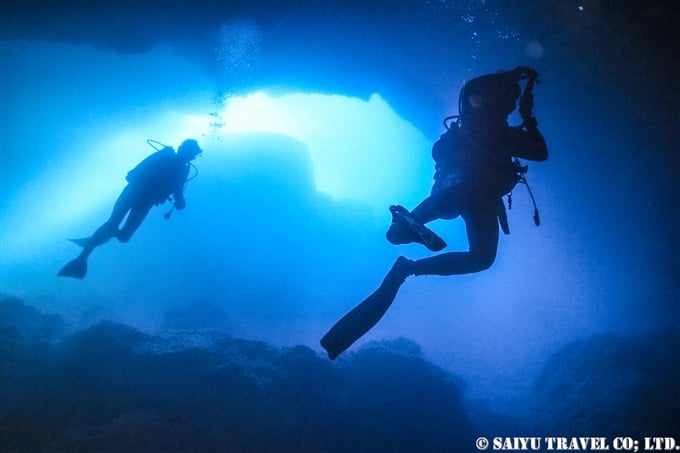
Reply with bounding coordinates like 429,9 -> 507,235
409,120 -> 547,276
83,148 -> 190,254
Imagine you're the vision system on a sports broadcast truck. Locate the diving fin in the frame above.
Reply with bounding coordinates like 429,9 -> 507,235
387,205 -> 447,252
68,237 -> 90,248
320,258 -> 410,360
57,256 -> 88,279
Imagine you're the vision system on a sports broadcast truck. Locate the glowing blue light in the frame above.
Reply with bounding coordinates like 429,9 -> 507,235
216,92 -> 431,208
1,91 -> 431,257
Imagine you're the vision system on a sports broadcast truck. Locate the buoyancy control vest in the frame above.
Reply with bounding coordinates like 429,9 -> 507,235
430,121 -> 524,198
125,147 -> 190,205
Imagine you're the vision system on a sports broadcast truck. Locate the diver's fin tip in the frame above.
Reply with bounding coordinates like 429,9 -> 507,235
57,258 -> 88,279
68,237 -> 90,248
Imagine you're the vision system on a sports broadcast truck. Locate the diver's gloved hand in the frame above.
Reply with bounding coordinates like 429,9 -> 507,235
513,66 -> 539,82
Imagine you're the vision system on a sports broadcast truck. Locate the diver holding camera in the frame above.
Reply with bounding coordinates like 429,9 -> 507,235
322,66 -> 548,359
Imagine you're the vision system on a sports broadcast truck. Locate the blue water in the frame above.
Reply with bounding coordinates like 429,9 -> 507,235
1,1 -> 678,451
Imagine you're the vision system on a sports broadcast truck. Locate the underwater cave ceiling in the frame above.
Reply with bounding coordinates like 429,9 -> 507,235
1,0 -> 676,132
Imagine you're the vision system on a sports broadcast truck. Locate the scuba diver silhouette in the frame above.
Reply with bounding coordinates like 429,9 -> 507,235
321,66 -> 548,359
58,139 -> 202,279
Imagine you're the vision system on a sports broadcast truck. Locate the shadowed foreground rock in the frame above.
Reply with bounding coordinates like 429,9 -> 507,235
0,300 -> 474,452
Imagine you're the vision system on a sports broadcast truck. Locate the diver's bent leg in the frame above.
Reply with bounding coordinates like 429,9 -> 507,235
116,204 -> 152,243
410,187 -> 464,224
80,222 -> 119,258
79,187 -> 137,258
411,251 -> 495,276
412,208 -> 499,276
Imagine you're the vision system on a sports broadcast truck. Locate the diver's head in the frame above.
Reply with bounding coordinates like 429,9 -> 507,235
177,139 -> 202,161
459,71 -> 521,124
